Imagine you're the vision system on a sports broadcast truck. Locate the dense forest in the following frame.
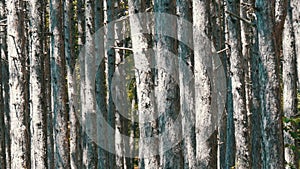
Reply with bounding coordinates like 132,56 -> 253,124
0,0 -> 299,168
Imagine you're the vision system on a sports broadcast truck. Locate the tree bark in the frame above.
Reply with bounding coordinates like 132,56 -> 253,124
176,0 -> 196,168
82,0 -> 98,168
154,0 -> 183,168
250,14 -> 263,169
0,0 -> 6,168
50,0 -> 70,167
193,0 -> 217,168
291,0 -> 300,87
64,1 -> 81,168
128,1 -> 160,168
29,0 -> 47,168
95,0 -> 109,168
283,1 -> 299,168
7,0 -> 30,168
255,0 -> 285,168
226,0 -> 251,168
105,0 -> 116,167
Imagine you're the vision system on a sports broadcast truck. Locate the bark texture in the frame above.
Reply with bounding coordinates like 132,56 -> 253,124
7,0 -> 30,168
176,0 -> 196,168
50,0 -> 70,167
193,0 -> 217,168
226,0 -> 251,168
29,0 -> 47,168
154,0 -> 183,168
129,1 -> 160,168
256,0 -> 285,168
283,1 -> 299,168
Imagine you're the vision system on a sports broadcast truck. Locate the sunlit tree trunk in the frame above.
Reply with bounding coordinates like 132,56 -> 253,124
291,0 -> 300,87
29,0 -> 47,168
193,0 -> 217,168
114,3 -> 125,167
128,0 -> 160,168
83,0 -> 98,168
7,0 -> 30,168
283,1 -> 298,168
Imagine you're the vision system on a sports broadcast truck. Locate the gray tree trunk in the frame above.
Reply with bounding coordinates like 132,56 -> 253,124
50,0 -> 70,167
226,0 -> 251,168
291,0 -> 300,87
250,13 -> 262,169
255,0 -> 285,168
44,0 -> 54,168
76,0 -> 85,167
128,1 -> 160,168
283,1 -> 298,168
95,0 -> 109,168
7,0 -> 30,168
176,0 -> 196,168
0,0 -> 6,168
2,14 -> 10,168
154,0 -> 183,168
83,0 -> 98,168
114,5 -> 125,167
64,1 -> 81,168
105,0 -> 116,167
29,0 -> 47,168
193,0 -> 217,168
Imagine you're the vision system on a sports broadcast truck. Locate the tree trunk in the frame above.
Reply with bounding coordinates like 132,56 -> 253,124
291,0 -> 300,87
83,0 -> 98,168
64,1 -> 81,168
226,0 -> 251,168
114,4 -> 125,167
50,0 -> 70,167
128,1 -> 160,168
7,0 -> 30,168
76,0 -> 85,167
255,0 -> 285,168
44,0 -> 54,168
105,0 -> 116,167
95,0 -> 109,168
176,0 -> 196,168
250,13 -> 263,169
29,0 -> 47,168
283,1 -> 298,168
0,0 -> 6,168
154,0 -> 183,168
193,0 -> 217,168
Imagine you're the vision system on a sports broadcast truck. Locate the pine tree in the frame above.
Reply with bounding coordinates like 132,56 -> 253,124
29,0 -> 47,168
7,0 -> 30,168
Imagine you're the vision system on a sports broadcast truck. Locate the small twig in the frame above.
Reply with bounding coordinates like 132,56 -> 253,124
225,10 -> 253,25
216,47 -> 228,54
110,46 -> 133,51
146,7 -> 153,12
0,18 -> 7,23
